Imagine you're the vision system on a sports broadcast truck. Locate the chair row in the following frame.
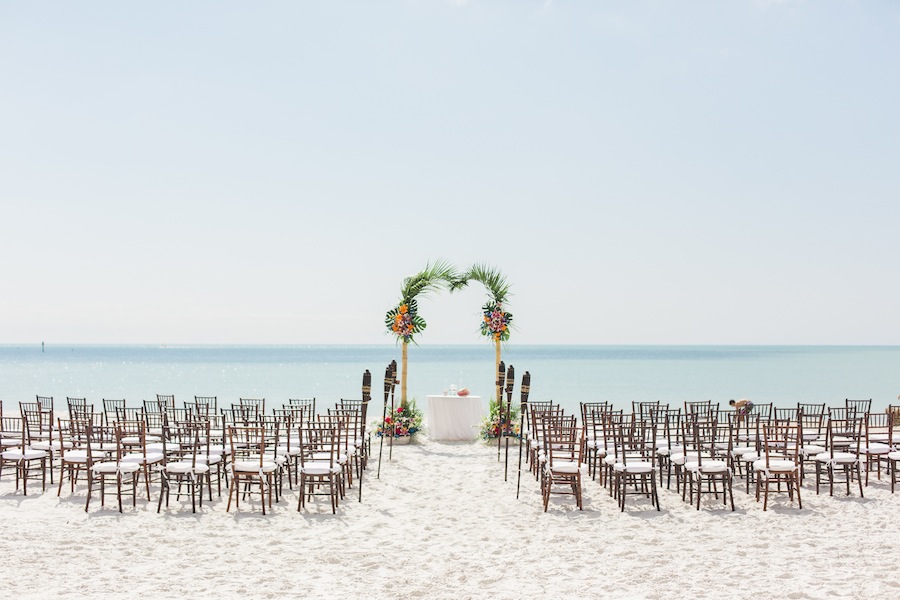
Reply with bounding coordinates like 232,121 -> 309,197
0,397 -> 372,515
514,400 -> 900,512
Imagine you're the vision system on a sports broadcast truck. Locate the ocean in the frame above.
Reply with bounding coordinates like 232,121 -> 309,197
0,344 -> 897,415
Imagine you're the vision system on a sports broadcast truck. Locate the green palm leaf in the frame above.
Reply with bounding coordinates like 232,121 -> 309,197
452,263 -> 511,304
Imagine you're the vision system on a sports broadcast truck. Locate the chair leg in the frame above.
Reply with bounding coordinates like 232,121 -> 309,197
85,472 -> 93,512
157,475 -> 166,513
226,473 -> 236,511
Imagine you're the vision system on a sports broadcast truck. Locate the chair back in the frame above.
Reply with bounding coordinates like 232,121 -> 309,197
846,398 -> 872,416
297,422 -> 337,470
825,407 -> 863,456
188,396 -> 218,417
103,399 -> 126,425
760,419 -> 801,468
239,398 -> 266,417
541,414 -> 582,468
228,426 -> 267,468
287,398 -> 316,419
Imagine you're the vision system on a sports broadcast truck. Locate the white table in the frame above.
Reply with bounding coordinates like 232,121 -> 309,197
426,395 -> 485,441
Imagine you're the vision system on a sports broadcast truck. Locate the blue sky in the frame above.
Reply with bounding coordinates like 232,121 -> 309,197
2,1 -> 898,345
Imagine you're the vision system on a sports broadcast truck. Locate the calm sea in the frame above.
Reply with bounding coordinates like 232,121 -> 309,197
0,344 -> 897,414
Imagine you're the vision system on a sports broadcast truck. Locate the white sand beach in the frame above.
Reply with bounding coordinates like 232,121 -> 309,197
2,436 -> 899,599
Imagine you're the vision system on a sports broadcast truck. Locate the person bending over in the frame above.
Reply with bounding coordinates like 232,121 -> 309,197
729,398 -> 754,424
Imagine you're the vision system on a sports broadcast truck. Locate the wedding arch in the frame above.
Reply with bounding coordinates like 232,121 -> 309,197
384,260 -> 513,405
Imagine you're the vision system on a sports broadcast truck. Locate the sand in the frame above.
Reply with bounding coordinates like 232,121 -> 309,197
2,437 -> 899,599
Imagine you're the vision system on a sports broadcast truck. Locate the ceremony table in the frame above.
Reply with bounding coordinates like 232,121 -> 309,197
426,395 -> 485,441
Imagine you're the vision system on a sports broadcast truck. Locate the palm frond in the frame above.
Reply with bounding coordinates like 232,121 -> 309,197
453,263 -> 511,304
400,259 -> 458,303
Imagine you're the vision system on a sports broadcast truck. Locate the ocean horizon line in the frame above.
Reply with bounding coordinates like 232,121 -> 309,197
3,342 -> 899,349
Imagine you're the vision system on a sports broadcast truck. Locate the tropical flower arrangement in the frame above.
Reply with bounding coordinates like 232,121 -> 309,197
385,299 -> 427,344
373,400 -> 424,438
479,397 -> 521,441
480,300 -> 512,342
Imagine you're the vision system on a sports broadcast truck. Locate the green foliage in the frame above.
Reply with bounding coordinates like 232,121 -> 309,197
479,397 -> 521,440
385,260 -> 458,344
452,263 -> 514,342
452,263 -> 511,304
372,398 -> 424,437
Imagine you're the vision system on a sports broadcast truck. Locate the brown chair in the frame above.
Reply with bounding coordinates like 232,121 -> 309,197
613,416 -> 660,512
85,423 -> 141,512
297,422 -> 340,513
57,417 -> 91,496
20,401 -> 58,485
886,406 -> 900,493
580,402 -> 612,480
540,413 -> 584,511
1,415 -> 48,494
861,411 -> 893,485
226,426 -> 277,514
157,422 -> 210,513
814,408 -> 864,497
119,419 -> 165,500
753,419 -> 802,510
189,413 -> 227,497
798,404 -> 827,480
684,413 -> 734,511
656,407 -> 684,489
527,402 -> 559,479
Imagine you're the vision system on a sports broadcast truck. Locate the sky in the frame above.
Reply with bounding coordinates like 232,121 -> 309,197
1,1 -> 899,346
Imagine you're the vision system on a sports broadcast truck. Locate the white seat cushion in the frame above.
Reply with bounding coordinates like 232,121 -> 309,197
1,448 -> 48,460
92,461 -> 141,474
615,461 -> 654,474
62,450 -> 90,462
730,446 -> 754,457
753,458 -> 797,472
864,443 -> 891,455
233,459 -> 278,473
695,460 -> 729,473
301,461 -> 342,476
122,452 -> 165,465
549,461 -> 586,475
195,453 -> 222,465
801,445 -> 826,457
816,451 -> 858,464
165,461 -> 210,475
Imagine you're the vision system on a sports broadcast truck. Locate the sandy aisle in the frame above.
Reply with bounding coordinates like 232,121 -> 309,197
2,438 -> 898,599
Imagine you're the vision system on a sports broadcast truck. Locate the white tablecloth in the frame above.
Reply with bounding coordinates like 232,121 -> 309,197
426,395 -> 485,441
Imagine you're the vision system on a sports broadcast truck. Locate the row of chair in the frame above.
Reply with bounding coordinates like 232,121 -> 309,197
0,395 -> 370,514
517,398 -> 900,512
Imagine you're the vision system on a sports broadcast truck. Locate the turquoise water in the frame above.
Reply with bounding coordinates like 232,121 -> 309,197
0,344 -> 897,414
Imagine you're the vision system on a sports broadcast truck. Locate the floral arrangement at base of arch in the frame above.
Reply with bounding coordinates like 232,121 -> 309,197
373,400 -> 424,438
480,300 -> 512,342
479,397 -> 521,441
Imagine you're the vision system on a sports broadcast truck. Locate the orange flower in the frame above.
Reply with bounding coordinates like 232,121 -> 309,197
399,304 -> 408,314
